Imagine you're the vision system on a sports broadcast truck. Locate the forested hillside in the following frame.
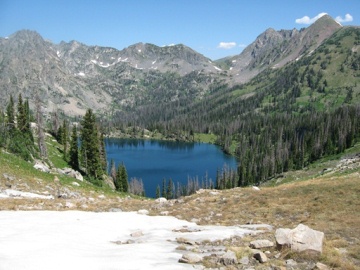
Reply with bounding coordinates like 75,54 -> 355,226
110,26 -> 360,185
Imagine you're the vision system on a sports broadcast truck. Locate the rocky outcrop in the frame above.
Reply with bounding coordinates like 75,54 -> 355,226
275,224 -> 324,253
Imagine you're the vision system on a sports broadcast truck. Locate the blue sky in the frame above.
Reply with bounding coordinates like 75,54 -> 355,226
0,0 -> 359,60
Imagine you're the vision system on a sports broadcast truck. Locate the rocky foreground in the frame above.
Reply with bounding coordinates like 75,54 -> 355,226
0,152 -> 360,269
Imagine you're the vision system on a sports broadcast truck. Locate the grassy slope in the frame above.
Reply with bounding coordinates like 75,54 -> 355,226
1,138 -> 360,268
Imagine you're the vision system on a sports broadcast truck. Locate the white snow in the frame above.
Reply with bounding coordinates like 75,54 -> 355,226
77,72 -> 85,77
138,49 -> 142,53
232,60 -> 237,63
0,189 -> 54,199
152,60 -> 157,65
213,66 -> 222,71
56,51 -> 60,57
0,211 -> 267,269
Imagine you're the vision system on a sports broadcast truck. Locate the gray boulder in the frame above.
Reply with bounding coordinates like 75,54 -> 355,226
253,251 -> 268,263
218,250 -> 238,266
275,224 -> 324,253
249,239 -> 274,249
178,253 -> 202,264
34,161 -> 50,173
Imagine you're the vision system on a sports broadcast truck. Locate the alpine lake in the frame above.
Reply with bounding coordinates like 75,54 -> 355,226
105,138 -> 238,198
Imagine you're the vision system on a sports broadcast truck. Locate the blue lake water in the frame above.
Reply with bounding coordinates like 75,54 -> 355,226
105,138 -> 238,198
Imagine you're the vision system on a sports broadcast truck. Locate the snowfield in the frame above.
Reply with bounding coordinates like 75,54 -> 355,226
0,211 -> 268,269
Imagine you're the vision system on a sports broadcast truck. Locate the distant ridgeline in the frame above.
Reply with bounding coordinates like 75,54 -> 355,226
0,15 -> 359,191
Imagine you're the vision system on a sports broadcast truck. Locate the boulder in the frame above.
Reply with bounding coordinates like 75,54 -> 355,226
137,209 -> 149,215
178,253 -> 202,264
218,250 -> 238,266
249,239 -> 274,249
253,251 -> 268,263
130,230 -> 143,238
275,224 -> 324,253
315,262 -> 330,270
155,197 -> 167,203
34,161 -> 50,173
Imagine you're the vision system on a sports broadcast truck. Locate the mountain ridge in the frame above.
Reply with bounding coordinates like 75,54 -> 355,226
0,15 -> 352,116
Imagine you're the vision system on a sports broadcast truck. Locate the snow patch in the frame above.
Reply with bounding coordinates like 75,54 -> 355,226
0,211 -> 268,269
213,66 -> 222,71
152,60 -> 157,65
232,60 -> 237,63
77,72 -> 85,77
0,189 -> 54,199
138,49 -> 142,53
56,51 -> 60,57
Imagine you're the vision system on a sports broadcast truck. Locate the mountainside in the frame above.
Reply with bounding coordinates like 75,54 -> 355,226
216,15 -> 342,83
0,30 -> 224,115
0,15 -> 355,118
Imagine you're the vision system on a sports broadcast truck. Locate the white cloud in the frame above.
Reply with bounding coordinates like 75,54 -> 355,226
217,42 -> 237,49
335,13 -> 353,23
295,12 -> 327,24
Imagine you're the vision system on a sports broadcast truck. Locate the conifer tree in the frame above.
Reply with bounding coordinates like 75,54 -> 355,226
99,132 -> 107,172
161,178 -> 166,198
80,109 -> 103,178
6,95 -> 15,130
155,185 -> 160,198
109,159 -> 116,181
115,164 -> 123,191
119,163 -> 128,192
69,125 -> 79,171
166,178 -> 173,199
62,119 -> 69,160
17,94 -> 26,132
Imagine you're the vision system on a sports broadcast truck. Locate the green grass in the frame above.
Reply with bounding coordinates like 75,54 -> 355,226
194,133 -> 217,144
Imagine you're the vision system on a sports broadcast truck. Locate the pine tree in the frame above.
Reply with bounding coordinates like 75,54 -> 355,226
109,159 -> 116,181
99,132 -> 107,172
62,120 -> 69,160
17,94 -> 26,132
166,178 -> 173,199
115,164 -> 122,191
155,185 -> 160,198
6,95 -> 15,130
80,109 -> 103,179
161,178 -> 166,198
69,125 -> 79,171
119,163 -> 128,192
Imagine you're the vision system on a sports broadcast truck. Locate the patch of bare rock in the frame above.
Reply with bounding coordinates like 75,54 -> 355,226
176,223 -> 327,270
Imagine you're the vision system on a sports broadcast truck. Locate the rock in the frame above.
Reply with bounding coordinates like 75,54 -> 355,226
98,194 -> 106,199
155,197 -> 167,203
178,253 -> 202,264
275,224 -> 324,253
218,250 -> 238,266
239,256 -> 249,265
137,209 -> 149,215
109,208 -> 122,212
130,230 -> 143,238
253,251 -> 268,263
72,181 -> 80,186
249,239 -> 274,249
34,161 -> 50,173
160,211 -> 169,216
286,259 -> 297,267
315,262 -> 330,270
209,191 -> 219,196
252,186 -> 260,191
58,167 -> 84,181
3,173 -> 15,181
65,201 -> 75,208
